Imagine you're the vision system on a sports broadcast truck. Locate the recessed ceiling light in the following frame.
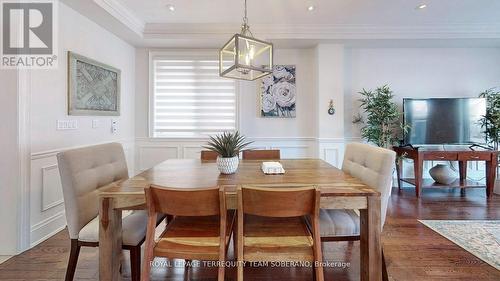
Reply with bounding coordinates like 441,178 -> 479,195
166,4 -> 175,12
307,5 -> 315,11
416,4 -> 427,10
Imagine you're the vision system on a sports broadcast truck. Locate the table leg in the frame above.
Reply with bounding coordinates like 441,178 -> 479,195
360,196 -> 382,281
395,157 -> 402,190
458,161 -> 467,182
413,157 -> 423,197
459,161 -> 467,196
99,197 -> 123,281
485,157 -> 497,198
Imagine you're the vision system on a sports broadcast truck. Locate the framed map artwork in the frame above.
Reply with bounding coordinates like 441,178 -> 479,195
68,52 -> 121,116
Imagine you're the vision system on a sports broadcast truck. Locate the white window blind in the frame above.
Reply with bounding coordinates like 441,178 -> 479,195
151,54 -> 237,138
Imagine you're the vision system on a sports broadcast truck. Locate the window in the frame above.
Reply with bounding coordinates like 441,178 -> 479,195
150,52 -> 237,138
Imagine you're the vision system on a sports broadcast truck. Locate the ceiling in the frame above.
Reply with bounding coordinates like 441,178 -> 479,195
61,0 -> 500,48
120,0 -> 500,25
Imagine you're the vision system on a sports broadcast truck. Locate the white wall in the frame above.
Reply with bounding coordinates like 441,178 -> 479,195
27,2 -> 136,247
239,49 -> 317,138
0,70 -> 21,255
344,48 -> 500,138
316,44 -> 345,139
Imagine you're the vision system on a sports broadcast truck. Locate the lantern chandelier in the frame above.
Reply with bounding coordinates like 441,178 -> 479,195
219,0 -> 273,81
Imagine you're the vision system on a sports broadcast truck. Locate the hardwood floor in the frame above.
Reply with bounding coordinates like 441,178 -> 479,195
0,187 -> 499,281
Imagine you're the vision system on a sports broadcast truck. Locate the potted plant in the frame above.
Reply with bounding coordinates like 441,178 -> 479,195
204,131 -> 252,174
353,85 -> 408,149
353,85 -> 422,183
479,88 -> 500,194
479,88 -> 500,150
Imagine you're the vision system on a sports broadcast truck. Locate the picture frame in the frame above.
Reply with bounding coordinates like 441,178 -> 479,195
260,65 -> 296,118
67,51 -> 121,116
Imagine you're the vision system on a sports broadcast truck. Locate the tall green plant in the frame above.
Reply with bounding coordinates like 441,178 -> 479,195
354,85 -> 407,148
479,88 -> 500,149
203,131 -> 253,158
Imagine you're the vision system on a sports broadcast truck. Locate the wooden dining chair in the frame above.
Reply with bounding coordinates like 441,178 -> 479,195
242,149 -> 280,160
201,150 -> 219,161
141,185 -> 235,281
236,185 -> 324,281
57,143 -> 164,281
318,142 -> 396,280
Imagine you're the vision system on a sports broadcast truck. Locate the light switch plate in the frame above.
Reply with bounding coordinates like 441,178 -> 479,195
111,119 -> 118,134
57,120 -> 78,130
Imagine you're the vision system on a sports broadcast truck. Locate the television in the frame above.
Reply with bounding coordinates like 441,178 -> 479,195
403,98 -> 486,145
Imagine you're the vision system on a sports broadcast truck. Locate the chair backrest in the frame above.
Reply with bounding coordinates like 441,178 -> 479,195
238,185 -> 319,217
242,149 -> 280,160
342,143 -> 396,228
56,143 -> 128,239
200,150 -> 218,161
146,185 -> 223,216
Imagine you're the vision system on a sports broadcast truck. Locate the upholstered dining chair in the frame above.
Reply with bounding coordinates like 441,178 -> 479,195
242,149 -> 281,160
201,150 -> 219,161
57,143 -> 162,281
141,185 -> 235,281
318,142 -> 396,280
237,185 -> 324,281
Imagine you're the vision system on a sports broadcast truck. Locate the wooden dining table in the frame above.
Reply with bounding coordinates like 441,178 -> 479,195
98,158 -> 382,281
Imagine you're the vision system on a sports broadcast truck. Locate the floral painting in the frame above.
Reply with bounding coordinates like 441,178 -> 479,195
260,65 -> 296,118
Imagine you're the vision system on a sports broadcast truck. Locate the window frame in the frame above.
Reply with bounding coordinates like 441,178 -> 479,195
148,50 -> 240,139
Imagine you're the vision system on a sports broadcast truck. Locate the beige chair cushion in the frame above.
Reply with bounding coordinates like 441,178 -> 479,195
319,209 -> 360,237
341,143 -> 396,227
57,143 -> 129,239
79,211 -> 163,246
320,143 -> 396,238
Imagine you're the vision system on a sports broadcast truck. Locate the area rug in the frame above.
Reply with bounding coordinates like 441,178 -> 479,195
419,220 -> 500,270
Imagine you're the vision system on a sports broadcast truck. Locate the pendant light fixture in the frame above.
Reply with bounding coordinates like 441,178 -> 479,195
219,0 -> 273,81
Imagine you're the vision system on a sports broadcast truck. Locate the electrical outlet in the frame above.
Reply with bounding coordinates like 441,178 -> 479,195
92,119 -> 100,128
57,120 -> 78,130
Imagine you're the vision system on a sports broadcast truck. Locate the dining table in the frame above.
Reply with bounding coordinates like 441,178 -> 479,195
97,158 -> 382,281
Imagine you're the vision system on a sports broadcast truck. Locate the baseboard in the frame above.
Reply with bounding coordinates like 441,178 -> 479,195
0,255 -> 13,264
30,211 -> 67,248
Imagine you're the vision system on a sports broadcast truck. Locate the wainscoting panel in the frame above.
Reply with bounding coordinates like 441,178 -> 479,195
41,164 -> 63,212
317,138 -> 356,168
135,137 -> 350,174
183,145 -> 206,159
138,145 -> 179,171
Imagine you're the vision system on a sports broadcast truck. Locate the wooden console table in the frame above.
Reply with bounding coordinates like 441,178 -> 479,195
393,146 -> 498,198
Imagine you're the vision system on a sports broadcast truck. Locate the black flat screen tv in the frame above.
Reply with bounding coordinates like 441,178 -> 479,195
403,98 -> 486,145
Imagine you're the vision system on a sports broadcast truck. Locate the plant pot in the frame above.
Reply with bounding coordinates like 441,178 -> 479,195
429,164 -> 456,185
216,156 -> 239,174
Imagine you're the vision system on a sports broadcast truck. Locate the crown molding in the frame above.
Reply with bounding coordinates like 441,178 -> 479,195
69,0 -> 500,45
142,23 -> 500,40
93,0 -> 145,36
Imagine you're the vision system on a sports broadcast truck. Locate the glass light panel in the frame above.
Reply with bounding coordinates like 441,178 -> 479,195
219,37 -> 236,75
219,34 -> 273,81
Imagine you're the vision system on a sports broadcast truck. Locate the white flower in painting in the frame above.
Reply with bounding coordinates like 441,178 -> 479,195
273,66 -> 293,80
262,93 -> 277,113
271,81 -> 296,108
261,75 -> 274,91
